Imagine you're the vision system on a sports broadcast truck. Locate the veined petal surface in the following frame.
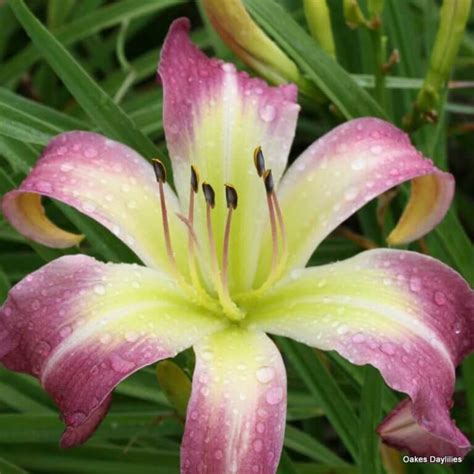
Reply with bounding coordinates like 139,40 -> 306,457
257,118 -> 454,280
1,132 -> 187,271
0,255 -> 226,447
181,328 -> 287,474
248,249 -> 474,457
159,19 -> 299,292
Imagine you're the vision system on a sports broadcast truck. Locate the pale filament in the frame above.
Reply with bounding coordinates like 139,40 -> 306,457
153,159 -> 218,313
237,149 -> 288,300
154,148 -> 288,317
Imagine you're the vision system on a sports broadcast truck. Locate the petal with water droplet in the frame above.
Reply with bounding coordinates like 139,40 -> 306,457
1,131 -> 187,272
159,19 -> 299,292
256,118 -> 454,282
0,255 -> 226,448
182,328 -> 286,474
248,249 -> 474,457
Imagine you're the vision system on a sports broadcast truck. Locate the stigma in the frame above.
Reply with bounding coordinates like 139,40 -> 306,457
151,147 -> 287,320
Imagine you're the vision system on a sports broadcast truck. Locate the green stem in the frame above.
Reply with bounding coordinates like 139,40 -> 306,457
371,26 -> 386,107
403,0 -> 472,131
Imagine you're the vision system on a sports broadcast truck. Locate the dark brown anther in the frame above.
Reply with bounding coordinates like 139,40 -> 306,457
263,169 -> 274,194
202,182 -> 216,208
190,165 -> 199,194
224,184 -> 238,210
152,159 -> 167,183
253,146 -> 266,177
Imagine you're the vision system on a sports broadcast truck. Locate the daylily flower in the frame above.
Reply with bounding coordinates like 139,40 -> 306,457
1,18 -> 473,473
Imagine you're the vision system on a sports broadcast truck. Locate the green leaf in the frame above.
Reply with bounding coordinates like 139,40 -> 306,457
8,0 -> 164,163
358,366 -> 382,474
1,0 -> 184,85
284,425 -> 348,466
244,0 -> 387,119
0,88 -> 89,131
0,456 -> 28,474
277,338 -> 359,461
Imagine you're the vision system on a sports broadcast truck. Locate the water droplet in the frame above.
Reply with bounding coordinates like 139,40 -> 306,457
336,324 -> 349,335
317,279 -> 327,288
370,145 -> 382,154
256,422 -> 266,434
125,331 -> 139,342
253,439 -> 263,453
380,342 -> 396,355
35,340 -> 51,356
60,163 -> 74,172
351,158 -> 366,170
60,326 -> 72,338
94,284 -> 106,295
256,366 -> 275,384
409,276 -> 421,293
344,187 -> 358,201
69,411 -> 86,426
260,104 -> 276,122
35,180 -> 53,193
265,386 -> 283,405
84,147 -> 98,158
434,291 -> 446,306
110,353 -> 135,373
221,63 -> 235,73
83,201 -> 96,213
352,333 -> 365,343
100,334 -> 111,344
201,350 -> 213,361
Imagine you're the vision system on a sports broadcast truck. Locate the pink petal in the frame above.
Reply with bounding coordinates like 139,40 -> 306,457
257,118 -> 454,278
249,249 -> 474,457
158,18 -> 299,292
0,255 -> 225,446
1,132 -> 186,271
181,328 -> 287,474
377,399 -> 470,458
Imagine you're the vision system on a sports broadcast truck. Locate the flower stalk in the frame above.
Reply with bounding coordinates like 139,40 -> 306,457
303,0 -> 337,59
403,0 -> 472,131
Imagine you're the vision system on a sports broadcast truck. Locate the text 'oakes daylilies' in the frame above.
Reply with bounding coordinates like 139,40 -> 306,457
1,18 -> 473,474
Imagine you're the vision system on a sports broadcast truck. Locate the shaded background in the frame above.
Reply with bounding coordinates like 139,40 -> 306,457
0,0 -> 473,473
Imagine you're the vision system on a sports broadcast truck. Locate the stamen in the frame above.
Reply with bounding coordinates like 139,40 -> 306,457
253,146 -> 266,177
222,184 -> 238,290
271,188 -> 288,266
187,165 -> 201,289
263,170 -> 278,274
152,159 -> 176,269
236,153 -> 289,302
202,182 -> 243,321
202,182 -> 216,208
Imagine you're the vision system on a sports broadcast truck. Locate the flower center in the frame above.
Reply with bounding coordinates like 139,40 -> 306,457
152,148 -> 288,322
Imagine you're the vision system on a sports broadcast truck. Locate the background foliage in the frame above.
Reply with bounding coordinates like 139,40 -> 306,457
0,0 -> 473,473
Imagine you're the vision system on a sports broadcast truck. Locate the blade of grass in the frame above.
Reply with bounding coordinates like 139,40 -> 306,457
0,457 -> 28,474
358,366 -> 382,474
284,425 -> 348,466
8,0 -> 164,163
1,0 -> 184,85
277,337 -> 359,461
244,0 -> 386,119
